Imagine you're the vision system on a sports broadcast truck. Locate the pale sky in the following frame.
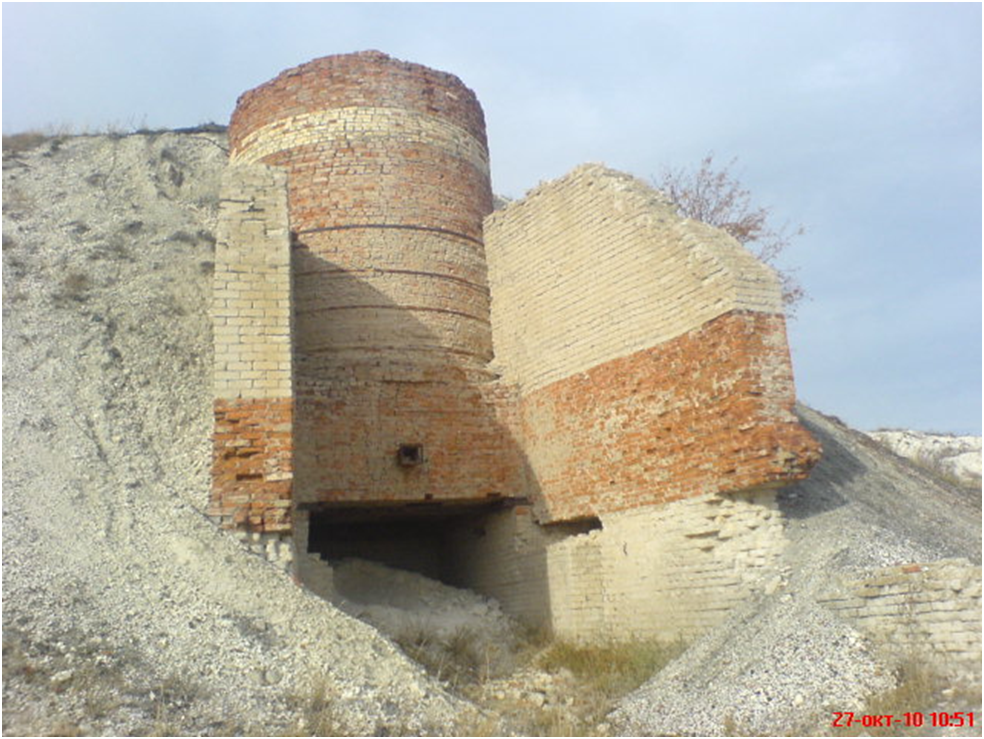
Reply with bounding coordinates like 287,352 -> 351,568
3,3 -> 981,434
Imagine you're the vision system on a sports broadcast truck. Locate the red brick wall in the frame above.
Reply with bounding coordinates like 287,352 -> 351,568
259,144 -> 491,240
229,50 -> 488,154
227,52 -> 511,510
210,398 -> 293,531
294,370 -> 527,506
520,310 -> 821,522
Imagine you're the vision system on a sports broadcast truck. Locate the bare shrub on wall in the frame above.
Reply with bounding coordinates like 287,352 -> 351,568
654,153 -> 806,312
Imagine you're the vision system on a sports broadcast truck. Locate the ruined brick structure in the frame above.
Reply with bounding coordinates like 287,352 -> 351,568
211,51 -> 821,639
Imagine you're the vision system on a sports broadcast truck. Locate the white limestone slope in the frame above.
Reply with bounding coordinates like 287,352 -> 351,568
868,428 -> 982,488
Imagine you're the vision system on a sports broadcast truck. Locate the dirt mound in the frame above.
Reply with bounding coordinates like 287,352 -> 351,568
4,131 -> 979,736
613,406 -> 981,736
2,133 -> 468,736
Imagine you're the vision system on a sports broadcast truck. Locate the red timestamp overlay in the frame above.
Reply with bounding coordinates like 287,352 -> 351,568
831,711 -> 976,730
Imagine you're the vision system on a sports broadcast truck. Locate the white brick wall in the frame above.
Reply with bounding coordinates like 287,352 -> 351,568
213,164 -> 293,399
231,106 -> 489,175
819,560 -> 982,675
484,164 -> 784,392
448,491 -> 786,641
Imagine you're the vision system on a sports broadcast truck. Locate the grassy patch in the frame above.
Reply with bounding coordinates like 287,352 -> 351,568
862,661 -> 941,736
835,658 -> 982,737
285,676 -> 350,736
396,624 -> 492,690
537,637 -> 684,698
2,131 -> 54,155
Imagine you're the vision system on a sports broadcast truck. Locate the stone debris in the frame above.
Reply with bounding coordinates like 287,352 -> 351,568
3,129 -> 979,736
612,405 -> 981,736
1,132 -> 469,736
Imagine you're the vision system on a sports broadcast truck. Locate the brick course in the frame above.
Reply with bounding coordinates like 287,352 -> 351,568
210,398 -> 293,532
819,560 -> 982,675
214,53 -> 823,640
210,164 -> 294,532
521,310 -> 819,522
229,51 -> 488,155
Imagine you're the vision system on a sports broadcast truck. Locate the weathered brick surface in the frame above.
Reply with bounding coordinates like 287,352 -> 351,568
227,52 -> 512,511
485,164 -> 785,392
294,370 -> 526,505
448,490 -> 787,640
214,54 -> 822,639
210,164 -> 294,532
210,398 -> 293,532
229,51 -> 488,156
485,165 -> 819,522
292,228 -> 492,365
521,310 -> 819,522
212,164 -> 292,399
819,560 -> 982,673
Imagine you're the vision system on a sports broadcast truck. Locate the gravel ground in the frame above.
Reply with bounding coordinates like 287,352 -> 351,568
3,131 -> 979,737
2,133 -> 469,736
612,405 -> 982,737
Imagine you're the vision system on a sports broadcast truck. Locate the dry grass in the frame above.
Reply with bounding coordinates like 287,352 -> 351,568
537,637 -> 684,698
392,620 -> 683,735
477,636 -> 684,736
862,663 -> 940,736
2,131 -> 55,155
298,681 -> 344,736
823,656 -> 981,737
395,624 -> 494,690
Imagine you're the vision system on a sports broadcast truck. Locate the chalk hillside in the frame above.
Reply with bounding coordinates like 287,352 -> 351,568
2,130 -> 980,736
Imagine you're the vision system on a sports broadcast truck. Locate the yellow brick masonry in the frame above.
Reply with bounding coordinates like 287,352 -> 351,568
213,164 -> 292,399
229,106 -> 490,176
818,559 -> 982,673
447,491 -> 786,641
484,163 -> 785,392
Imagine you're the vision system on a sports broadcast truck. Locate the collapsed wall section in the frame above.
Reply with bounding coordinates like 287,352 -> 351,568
819,560 -> 982,676
485,164 -> 820,522
209,164 -> 294,533
447,492 -> 787,640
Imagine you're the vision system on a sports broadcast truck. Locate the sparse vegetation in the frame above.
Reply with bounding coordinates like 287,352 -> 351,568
837,657 -> 982,737
3,130 -> 58,155
55,271 -> 93,303
286,676 -> 350,737
2,186 -> 36,218
396,624 -> 492,690
166,230 -> 198,245
394,623 -> 684,736
654,153 -> 806,311
537,637 -> 684,699
89,239 -> 132,262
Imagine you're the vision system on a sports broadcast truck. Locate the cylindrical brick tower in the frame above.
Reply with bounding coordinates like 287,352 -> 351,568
229,50 -> 493,370
229,52 -> 522,510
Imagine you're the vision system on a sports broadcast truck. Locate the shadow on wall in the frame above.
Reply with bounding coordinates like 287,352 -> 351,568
291,241 -> 561,628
